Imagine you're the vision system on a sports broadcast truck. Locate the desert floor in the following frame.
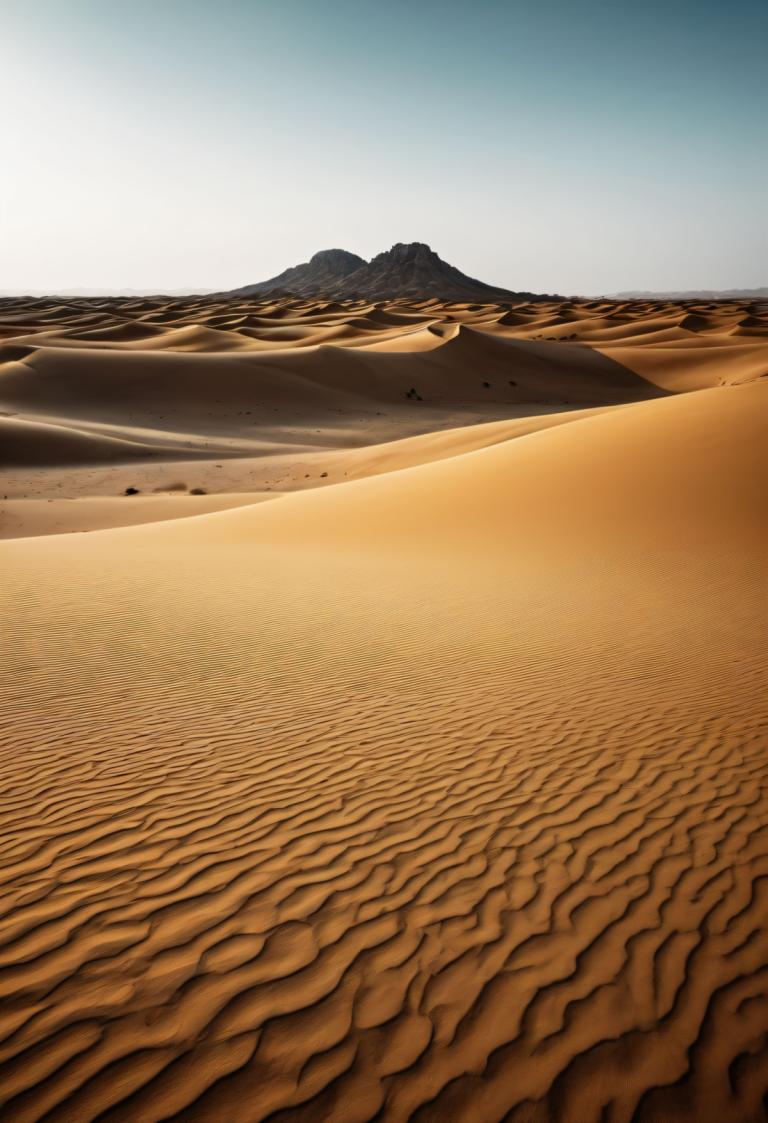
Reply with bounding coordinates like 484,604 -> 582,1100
1,294 -> 767,1122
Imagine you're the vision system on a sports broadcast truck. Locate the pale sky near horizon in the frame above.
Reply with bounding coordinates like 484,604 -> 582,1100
1,0 -> 766,295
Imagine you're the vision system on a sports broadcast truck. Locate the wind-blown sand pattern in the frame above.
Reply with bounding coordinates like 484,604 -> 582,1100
1,295 -> 767,1121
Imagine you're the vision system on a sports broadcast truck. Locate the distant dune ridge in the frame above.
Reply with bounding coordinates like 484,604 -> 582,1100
0,291 -> 767,1121
229,241 -> 552,301
609,287 -> 768,299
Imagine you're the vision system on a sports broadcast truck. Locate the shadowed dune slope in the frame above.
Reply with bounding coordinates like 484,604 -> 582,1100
1,380 -> 767,1122
0,415 -> 166,466
0,329 -> 658,425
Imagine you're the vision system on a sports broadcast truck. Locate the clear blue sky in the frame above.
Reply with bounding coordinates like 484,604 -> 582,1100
1,0 -> 765,293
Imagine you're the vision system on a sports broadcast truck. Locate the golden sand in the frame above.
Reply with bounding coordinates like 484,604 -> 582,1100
1,294 -> 766,1121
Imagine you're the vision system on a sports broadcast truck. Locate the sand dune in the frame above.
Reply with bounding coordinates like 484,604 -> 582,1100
0,415 -> 169,466
0,295 -> 766,1121
154,381 -> 764,559
1,305 -> 681,519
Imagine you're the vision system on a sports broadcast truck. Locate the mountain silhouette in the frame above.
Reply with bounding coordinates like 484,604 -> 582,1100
230,243 -> 548,301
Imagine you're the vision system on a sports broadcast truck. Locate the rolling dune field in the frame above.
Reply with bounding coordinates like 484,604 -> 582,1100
1,295 -> 767,1121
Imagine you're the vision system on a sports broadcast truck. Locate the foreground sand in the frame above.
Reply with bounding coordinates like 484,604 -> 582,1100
1,296 -> 767,1121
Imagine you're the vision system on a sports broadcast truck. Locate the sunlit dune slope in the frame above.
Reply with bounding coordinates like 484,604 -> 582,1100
0,377 -> 766,1122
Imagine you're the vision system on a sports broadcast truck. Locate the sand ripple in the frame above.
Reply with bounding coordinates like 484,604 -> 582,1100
1,518 -> 766,1123
0,295 -> 766,1121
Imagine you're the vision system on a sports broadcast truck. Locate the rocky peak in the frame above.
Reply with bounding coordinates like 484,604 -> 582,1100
308,249 -> 366,274
372,243 -> 437,265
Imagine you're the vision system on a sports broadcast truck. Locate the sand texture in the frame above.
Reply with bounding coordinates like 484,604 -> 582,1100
1,294 -> 767,1122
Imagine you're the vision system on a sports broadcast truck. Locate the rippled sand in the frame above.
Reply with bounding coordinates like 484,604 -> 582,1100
1,295 -> 766,1121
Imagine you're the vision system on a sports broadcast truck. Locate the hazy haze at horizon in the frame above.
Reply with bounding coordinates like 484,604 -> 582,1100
1,0 -> 766,294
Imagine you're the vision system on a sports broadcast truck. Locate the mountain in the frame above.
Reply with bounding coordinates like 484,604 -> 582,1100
333,243 -> 537,302
229,243 -> 548,301
608,287 -> 768,300
231,249 -> 366,298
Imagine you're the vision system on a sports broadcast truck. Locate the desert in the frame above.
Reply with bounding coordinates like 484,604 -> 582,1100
1,269 -> 767,1121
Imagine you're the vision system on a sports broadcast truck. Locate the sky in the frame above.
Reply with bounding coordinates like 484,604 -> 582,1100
1,0 -> 766,295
